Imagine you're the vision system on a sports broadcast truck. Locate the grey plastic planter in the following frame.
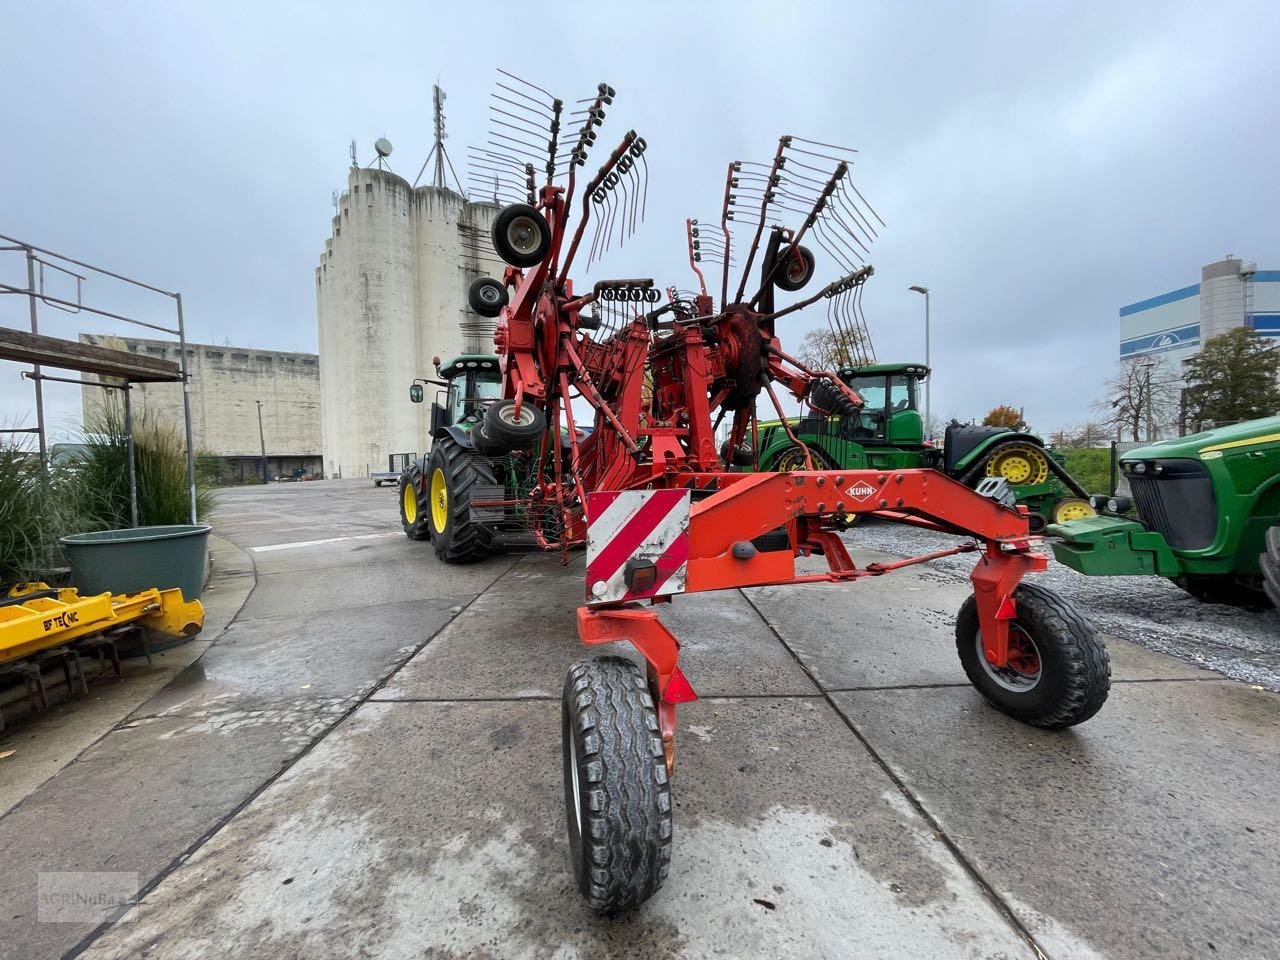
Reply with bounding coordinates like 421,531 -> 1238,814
60,524 -> 212,600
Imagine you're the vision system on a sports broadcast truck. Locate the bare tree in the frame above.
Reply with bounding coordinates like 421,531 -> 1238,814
1096,359 -> 1178,442
794,327 -> 868,370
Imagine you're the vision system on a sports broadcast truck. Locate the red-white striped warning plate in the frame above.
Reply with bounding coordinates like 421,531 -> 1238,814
585,490 -> 690,604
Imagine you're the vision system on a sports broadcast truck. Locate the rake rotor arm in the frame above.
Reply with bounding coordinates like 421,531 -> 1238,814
557,130 -> 638,284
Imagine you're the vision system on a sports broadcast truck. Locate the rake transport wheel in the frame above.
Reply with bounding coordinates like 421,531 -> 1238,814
398,463 -> 432,541
562,656 -> 672,914
425,436 -> 496,562
1262,525 -> 1280,609
983,441 -> 1051,487
492,203 -> 552,268
468,277 -> 509,318
773,244 -> 816,291
483,400 -> 547,450
956,581 -> 1110,729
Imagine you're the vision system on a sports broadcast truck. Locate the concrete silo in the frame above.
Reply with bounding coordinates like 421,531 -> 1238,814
315,165 -> 500,479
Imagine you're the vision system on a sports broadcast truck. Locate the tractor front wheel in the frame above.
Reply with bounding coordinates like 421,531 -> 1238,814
956,581 -> 1110,729
1262,526 -> 1280,609
562,656 -> 672,913
426,437 -> 495,562
398,464 -> 431,541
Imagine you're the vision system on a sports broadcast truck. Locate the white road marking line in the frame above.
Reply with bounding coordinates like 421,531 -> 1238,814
251,532 -> 399,553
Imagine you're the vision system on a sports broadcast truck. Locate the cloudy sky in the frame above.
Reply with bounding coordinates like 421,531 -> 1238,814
3,0 -> 1278,440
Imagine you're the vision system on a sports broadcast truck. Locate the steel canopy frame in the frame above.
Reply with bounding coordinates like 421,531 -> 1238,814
0,233 -> 198,525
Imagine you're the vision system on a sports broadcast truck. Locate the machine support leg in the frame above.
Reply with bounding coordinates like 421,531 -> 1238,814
969,544 -> 1047,667
577,604 -> 697,773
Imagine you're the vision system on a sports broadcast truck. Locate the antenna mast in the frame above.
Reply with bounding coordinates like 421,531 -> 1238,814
413,82 -> 463,193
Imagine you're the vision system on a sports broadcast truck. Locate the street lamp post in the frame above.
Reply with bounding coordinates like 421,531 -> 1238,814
255,399 -> 269,483
1139,361 -> 1157,442
908,285 -> 931,438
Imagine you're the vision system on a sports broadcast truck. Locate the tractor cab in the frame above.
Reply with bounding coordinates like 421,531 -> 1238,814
410,354 -> 502,433
835,362 -> 929,448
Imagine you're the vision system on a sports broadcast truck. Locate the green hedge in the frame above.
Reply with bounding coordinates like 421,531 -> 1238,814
1062,447 -> 1112,496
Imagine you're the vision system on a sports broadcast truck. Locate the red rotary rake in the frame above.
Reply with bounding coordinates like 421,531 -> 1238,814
438,72 -> 1112,912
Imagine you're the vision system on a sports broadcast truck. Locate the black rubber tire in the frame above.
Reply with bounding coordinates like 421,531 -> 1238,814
772,244 -> 816,292
720,440 -> 754,467
492,203 -> 552,268
809,378 -> 859,417
426,436 -> 496,562
1262,527 -> 1280,610
772,444 -> 836,471
1175,573 -> 1272,611
562,656 -> 672,914
483,400 -> 547,450
752,527 -> 792,552
398,464 -> 432,541
468,277 -> 508,318
955,581 -> 1110,729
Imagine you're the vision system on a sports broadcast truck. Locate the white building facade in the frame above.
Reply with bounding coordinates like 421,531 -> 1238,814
315,167 -> 500,479
1119,257 -> 1280,378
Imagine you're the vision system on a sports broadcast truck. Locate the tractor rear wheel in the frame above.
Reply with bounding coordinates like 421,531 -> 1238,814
426,436 -> 495,562
398,464 -> 431,541
562,656 -> 672,914
983,441 -> 1051,487
955,581 -> 1110,729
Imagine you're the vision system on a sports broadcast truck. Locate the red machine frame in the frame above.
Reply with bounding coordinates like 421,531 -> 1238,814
475,89 -> 1051,772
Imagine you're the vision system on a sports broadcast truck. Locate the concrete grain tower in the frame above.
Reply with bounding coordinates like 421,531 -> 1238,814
316,92 -> 500,478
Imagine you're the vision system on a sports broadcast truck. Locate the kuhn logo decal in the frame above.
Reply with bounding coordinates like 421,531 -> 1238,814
846,482 -> 877,502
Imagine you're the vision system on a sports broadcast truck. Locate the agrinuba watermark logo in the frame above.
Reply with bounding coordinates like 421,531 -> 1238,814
38,872 -> 137,923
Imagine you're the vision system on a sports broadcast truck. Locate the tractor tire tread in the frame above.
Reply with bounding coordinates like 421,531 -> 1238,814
1259,527 -> 1280,609
398,463 -> 432,541
430,436 -> 496,563
956,580 -> 1110,729
563,656 -> 671,914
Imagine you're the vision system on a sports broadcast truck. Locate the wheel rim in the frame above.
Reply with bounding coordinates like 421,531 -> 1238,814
402,481 -> 417,524
985,444 -> 1050,486
479,284 -> 501,305
785,254 -> 808,284
976,625 -> 1042,692
500,405 -> 537,427
506,217 -> 543,256
430,467 -> 448,532
1053,498 -> 1096,523
776,448 -> 807,471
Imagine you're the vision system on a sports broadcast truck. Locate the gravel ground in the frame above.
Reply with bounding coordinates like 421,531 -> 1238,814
847,519 -> 1280,691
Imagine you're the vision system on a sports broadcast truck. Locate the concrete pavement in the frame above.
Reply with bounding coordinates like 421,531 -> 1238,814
2,479 -> 1276,959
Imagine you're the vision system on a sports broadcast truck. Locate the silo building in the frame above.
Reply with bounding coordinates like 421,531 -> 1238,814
316,163 -> 500,478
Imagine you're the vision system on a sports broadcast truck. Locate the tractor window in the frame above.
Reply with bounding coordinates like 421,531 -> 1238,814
888,375 -> 916,413
846,376 -> 887,411
453,373 -> 502,422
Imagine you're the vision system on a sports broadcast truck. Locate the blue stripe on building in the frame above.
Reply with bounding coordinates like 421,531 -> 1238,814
1251,271 -> 1280,283
1251,313 -> 1280,336
1119,283 -> 1200,317
1119,323 -> 1200,357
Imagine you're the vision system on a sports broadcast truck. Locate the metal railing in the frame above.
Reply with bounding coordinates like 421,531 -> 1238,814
0,233 -> 198,524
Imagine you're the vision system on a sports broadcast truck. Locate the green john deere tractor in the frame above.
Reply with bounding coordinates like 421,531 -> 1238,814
1050,415 -> 1280,609
751,362 -> 1095,531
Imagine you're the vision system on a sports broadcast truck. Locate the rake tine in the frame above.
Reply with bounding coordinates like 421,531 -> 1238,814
496,67 -> 557,100
789,135 -> 859,157
495,80 -> 552,111
490,91 -> 554,121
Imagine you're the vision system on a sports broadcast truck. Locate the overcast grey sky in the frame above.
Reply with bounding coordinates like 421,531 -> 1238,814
4,0 -> 1278,439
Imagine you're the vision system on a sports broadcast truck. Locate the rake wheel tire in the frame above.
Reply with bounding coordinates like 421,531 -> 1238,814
426,436 -> 495,563
1262,526 -> 1280,609
492,203 -> 551,268
956,581 -> 1110,729
483,400 -> 547,450
562,656 -> 672,914
398,464 -> 431,541
468,277 -> 508,318
773,244 -> 816,291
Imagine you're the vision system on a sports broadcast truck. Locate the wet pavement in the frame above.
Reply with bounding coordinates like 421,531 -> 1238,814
2,479 -> 1277,959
